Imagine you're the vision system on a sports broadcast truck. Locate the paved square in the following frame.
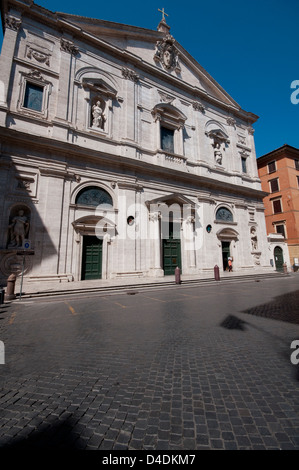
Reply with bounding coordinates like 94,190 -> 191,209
0,275 -> 299,450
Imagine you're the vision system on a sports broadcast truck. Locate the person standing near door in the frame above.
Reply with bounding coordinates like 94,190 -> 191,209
228,257 -> 233,272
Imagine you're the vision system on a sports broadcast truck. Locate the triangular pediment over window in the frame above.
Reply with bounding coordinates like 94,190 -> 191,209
146,193 -> 196,208
82,78 -> 117,99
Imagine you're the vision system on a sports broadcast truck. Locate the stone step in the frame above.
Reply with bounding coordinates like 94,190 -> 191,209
15,271 -> 289,300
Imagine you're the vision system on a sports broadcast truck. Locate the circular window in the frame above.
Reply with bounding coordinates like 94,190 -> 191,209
127,216 -> 135,226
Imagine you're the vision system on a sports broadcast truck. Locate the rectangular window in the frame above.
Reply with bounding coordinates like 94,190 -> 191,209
276,224 -> 286,238
295,159 -> 299,170
241,157 -> 247,173
161,126 -> 174,153
268,160 -> 276,173
272,198 -> 282,214
23,83 -> 43,112
297,176 -> 299,188
269,178 -> 279,193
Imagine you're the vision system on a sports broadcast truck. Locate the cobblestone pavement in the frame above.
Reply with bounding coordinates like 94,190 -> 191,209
0,275 -> 299,451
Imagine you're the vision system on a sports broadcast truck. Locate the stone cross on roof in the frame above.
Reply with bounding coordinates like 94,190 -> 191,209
157,7 -> 170,34
158,8 -> 168,21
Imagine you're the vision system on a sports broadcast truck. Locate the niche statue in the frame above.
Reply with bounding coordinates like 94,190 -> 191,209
7,209 -> 30,248
92,101 -> 106,129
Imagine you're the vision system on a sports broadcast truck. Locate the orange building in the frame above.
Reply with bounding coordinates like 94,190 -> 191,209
257,144 -> 299,269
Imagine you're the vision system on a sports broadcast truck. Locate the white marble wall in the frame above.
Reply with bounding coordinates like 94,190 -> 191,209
0,4 -> 276,282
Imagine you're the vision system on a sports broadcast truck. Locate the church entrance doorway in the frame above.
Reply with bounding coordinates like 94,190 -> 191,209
222,241 -> 231,271
162,220 -> 182,275
274,246 -> 284,271
81,235 -> 103,280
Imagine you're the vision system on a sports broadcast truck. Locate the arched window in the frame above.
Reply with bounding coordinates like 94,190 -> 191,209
75,187 -> 113,208
216,207 -> 233,222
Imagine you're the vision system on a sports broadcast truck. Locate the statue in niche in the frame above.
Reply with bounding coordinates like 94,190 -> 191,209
7,209 -> 30,248
91,100 -> 106,129
206,129 -> 229,166
251,227 -> 258,251
214,142 -> 223,165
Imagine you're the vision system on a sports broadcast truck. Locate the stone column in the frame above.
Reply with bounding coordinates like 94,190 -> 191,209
182,216 -> 197,274
149,211 -> 163,276
135,186 -> 143,272
185,216 -> 196,268
102,233 -> 111,280
0,14 -> 21,125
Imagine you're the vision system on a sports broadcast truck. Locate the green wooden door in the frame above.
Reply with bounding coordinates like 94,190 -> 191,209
82,236 -> 103,280
162,220 -> 182,275
163,238 -> 182,275
274,246 -> 284,271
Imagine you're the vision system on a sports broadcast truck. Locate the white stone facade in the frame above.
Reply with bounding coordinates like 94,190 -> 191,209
0,0 -> 274,283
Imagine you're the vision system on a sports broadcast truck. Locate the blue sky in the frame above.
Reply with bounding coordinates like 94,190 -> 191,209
0,0 -> 298,157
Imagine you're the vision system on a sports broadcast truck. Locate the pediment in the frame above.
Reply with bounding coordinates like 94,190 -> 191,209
72,215 -> 116,236
216,228 -> 239,240
82,78 -> 117,99
146,193 -> 196,208
151,103 -> 187,127
57,13 -> 242,109
73,215 -> 114,226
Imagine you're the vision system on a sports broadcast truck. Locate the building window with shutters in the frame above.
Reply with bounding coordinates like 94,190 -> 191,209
268,160 -> 276,173
269,178 -> 279,193
272,197 -> 282,214
295,159 -> 299,171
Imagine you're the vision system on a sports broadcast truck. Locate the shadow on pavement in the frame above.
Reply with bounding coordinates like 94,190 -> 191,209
220,315 -> 247,330
1,415 -> 88,449
220,290 -> 299,382
242,289 -> 299,325
0,303 -> 11,320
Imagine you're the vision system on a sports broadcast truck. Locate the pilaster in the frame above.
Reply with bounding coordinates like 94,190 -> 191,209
121,67 -> 139,144
148,211 -> 163,276
53,38 -> 78,139
0,13 -> 21,126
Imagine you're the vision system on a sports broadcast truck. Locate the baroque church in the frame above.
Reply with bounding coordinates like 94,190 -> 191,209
0,0 -> 274,285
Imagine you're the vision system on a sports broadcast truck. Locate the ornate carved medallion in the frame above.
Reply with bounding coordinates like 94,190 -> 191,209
154,35 -> 181,73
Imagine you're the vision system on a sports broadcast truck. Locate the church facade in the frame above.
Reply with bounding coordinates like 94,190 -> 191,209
0,0 -> 272,285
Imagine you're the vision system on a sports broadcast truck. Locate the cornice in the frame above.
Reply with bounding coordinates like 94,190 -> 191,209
13,57 -> 60,79
257,144 -> 299,165
0,125 -> 267,201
